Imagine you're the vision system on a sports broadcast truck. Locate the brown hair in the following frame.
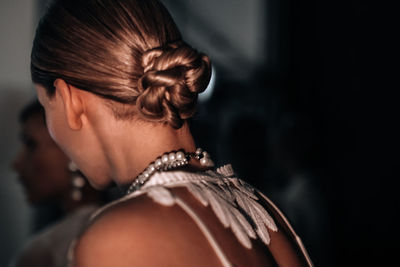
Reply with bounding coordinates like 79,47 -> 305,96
31,0 -> 211,129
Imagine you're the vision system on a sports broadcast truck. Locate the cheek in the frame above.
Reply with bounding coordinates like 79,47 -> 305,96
45,110 -> 68,149
45,112 -> 59,141
73,157 -> 111,190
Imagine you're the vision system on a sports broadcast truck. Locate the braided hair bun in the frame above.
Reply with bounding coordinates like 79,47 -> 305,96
137,42 -> 211,129
31,0 -> 211,129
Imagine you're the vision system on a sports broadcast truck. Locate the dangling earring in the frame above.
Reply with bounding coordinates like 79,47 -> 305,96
68,161 -> 86,201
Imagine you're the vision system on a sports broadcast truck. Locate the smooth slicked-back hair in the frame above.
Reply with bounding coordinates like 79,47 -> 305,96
31,0 -> 211,128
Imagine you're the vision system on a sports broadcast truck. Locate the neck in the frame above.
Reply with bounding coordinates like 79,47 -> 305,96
100,121 -> 199,186
60,187 -> 101,213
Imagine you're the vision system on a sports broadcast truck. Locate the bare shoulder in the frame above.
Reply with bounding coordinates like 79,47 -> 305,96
74,193 -> 221,267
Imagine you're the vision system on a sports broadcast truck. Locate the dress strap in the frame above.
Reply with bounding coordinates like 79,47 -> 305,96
174,195 -> 233,267
257,190 -> 314,266
84,186 -> 233,267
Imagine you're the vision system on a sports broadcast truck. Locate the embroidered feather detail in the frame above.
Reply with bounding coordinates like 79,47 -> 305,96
142,165 -> 278,249
147,187 -> 175,206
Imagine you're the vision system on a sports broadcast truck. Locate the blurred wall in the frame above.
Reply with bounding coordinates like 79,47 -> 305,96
0,0 -> 37,266
163,0 -> 266,80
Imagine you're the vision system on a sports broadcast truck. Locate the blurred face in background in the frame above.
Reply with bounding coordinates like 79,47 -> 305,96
13,112 -> 71,204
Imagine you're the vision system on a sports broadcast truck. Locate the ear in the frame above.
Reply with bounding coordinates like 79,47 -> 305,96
53,79 -> 85,130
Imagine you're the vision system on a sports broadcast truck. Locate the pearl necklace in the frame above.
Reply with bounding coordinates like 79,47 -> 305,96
126,148 -> 214,194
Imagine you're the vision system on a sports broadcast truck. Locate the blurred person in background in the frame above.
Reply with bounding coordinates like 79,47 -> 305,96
9,100 -> 105,267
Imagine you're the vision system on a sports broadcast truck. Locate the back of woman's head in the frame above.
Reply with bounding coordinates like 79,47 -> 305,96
31,0 -> 211,129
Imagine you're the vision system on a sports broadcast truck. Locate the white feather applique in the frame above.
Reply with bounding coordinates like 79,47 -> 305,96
67,165 -> 312,267
140,165 -> 278,249
146,186 -> 175,207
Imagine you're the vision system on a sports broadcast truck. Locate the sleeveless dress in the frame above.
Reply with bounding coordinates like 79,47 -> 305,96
68,165 -> 313,266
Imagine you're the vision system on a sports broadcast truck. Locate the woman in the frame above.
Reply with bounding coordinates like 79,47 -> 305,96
10,101 -> 104,267
32,0 -> 312,266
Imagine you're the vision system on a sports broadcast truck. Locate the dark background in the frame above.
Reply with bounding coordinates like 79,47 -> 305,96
165,0 -> 398,266
0,0 -> 397,266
